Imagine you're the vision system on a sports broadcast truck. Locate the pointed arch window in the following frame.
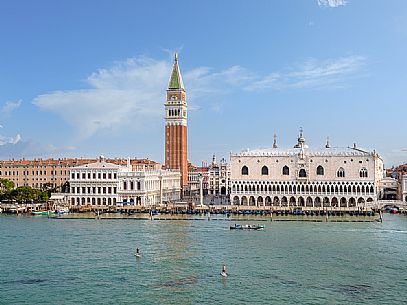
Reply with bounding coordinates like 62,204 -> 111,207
299,168 -> 307,178
360,168 -> 368,178
316,165 -> 324,176
337,167 -> 345,178
261,166 -> 269,175
241,166 -> 249,175
282,166 -> 289,176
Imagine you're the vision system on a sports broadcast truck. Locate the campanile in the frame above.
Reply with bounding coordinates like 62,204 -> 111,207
165,53 -> 188,188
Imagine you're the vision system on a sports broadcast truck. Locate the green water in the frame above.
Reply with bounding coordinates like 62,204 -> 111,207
0,214 -> 406,304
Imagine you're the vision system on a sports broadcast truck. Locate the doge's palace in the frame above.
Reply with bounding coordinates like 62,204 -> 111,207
230,130 -> 384,209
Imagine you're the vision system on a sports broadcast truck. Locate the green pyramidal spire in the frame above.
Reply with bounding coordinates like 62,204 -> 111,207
168,53 -> 185,90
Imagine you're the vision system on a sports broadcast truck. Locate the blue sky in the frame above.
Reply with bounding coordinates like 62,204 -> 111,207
0,0 -> 406,166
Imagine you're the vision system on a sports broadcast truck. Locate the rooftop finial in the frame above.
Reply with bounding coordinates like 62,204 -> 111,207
273,132 -> 278,148
174,52 -> 178,62
298,127 -> 305,144
294,127 -> 306,148
325,136 -> 330,149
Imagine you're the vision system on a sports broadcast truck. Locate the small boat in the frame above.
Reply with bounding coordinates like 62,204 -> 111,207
32,211 -> 54,215
56,207 -> 69,214
389,208 -> 399,214
230,224 -> 265,230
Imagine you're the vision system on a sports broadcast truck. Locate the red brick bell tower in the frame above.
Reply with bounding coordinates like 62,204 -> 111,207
165,53 -> 188,189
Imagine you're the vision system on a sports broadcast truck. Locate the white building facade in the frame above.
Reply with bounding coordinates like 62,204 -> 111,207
117,169 -> 181,205
208,155 -> 231,196
230,132 -> 384,209
402,175 -> 407,203
68,157 -> 123,206
68,157 -> 181,207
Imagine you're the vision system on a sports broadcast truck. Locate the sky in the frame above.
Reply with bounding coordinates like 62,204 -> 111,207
0,0 -> 406,167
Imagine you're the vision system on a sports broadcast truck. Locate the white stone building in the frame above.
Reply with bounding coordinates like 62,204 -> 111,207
117,169 -> 181,205
230,131 -> 384,209
68,156 -> 181,207
402,175 -> 407,203
208,155 -> 231,195
69,157 -> 124,206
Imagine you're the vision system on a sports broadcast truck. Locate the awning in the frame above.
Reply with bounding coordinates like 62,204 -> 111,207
50,195 -> 65,200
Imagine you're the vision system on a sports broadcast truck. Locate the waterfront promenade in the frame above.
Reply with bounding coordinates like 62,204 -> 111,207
2,201 -> 402,222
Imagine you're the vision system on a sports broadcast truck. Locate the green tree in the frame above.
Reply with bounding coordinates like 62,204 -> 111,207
41,182 -> 57,197
0,179 -> 15,200
0,178 -> 14,192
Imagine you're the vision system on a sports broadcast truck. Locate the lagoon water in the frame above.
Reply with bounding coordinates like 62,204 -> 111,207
0,214 -> 406,305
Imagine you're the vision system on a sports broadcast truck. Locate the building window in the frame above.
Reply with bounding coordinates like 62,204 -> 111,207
337,167 -> 345,178
360,168 -> 368,178
283,166 -> 289,176
299,169 -> 307,178
241,166 -> 249,175
261,166 -> 269,175
317,166 -> 324,176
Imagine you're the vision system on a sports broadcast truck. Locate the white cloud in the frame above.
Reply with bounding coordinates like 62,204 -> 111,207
0,133 -> 21,145
184,65 -> 255,99
33,56 -> 252,138
317,0 -> 347,8
0,138 -> 78,160
246,55 -> 366,90
33,54 -> 365,138
34,57 -> 171,138
1,99 -> 22,116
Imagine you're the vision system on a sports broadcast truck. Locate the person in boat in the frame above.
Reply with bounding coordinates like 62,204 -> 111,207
135,248 -> 141,257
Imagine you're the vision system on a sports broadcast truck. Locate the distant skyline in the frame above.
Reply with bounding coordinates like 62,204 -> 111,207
0,0 -> 406,166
